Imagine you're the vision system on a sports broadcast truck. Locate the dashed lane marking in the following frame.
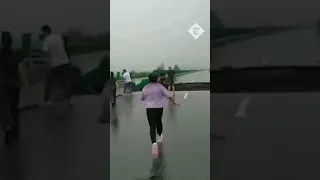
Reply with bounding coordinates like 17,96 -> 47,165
235,96 -> 251,117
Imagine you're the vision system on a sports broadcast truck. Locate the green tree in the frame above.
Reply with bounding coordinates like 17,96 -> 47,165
156,62 -> 165,70
173,64 -> 180,71
160,63 -> 165,70
130,70 -> 136,74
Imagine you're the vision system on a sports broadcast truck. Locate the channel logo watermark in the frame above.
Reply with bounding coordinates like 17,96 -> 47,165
188,23 -> 204,39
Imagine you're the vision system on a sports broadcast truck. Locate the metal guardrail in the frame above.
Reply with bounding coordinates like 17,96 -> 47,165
20,57 -> 198,89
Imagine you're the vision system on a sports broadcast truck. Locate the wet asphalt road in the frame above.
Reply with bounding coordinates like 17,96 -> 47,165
211,27 -> 320,179
0,96 -> 109,180
110,92 -> 210,180
211,93 -> 320,179
0,90 -> 209,180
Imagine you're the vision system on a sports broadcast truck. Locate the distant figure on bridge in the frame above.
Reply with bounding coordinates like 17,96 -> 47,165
40,25 -> 72,106
122,69 -> 132,95
167,66 -> 175,95
141,73 -> 180,158
0,31 -> 21,144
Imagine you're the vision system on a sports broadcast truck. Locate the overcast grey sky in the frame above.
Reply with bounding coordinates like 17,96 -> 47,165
1,0 -> 320,71
111,0 -> 210,71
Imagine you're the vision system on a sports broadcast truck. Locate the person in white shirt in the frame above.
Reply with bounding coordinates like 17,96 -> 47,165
122,69 -> 132,94
41,25 -> 71,105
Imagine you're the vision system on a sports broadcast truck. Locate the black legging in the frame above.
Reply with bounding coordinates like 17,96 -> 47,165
44,64 -> 71,102
146,108 -> 163,144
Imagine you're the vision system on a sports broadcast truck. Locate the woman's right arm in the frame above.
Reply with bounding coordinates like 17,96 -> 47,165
160,86 -> 180,106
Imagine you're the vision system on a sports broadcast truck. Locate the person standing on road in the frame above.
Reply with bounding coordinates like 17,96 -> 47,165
0,31 -> 21,143
122,69 -> 132,95
40,25 -> 72,105
141,73 -> 180,158
167,67 -> 175,95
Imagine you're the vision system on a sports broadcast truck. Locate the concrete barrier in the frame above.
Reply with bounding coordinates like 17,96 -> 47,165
21,56 -> 198,89
20,58 -> 50,86
117,80 -> 125,88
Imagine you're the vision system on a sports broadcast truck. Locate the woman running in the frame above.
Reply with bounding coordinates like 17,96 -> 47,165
141,73 -> 180,158
0,31 -> 21,144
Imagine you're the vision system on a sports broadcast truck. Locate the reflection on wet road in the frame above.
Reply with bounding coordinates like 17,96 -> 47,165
0,91 -> 209,180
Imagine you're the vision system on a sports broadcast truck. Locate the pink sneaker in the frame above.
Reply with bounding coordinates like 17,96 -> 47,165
152,143 -> 158,158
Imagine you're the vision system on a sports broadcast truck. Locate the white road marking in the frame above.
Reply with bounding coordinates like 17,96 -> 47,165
183,92 -> 189,99
262,58 -> 268,65
235,96 -> 251,117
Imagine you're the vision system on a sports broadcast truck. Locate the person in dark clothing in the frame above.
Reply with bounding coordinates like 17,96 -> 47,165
109,71 -> 117,106
0,31 -> 21,144
167,67 -> 175,95
159,73 -> 166,87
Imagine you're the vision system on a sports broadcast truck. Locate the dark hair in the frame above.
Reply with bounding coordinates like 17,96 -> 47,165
111,71 -> 114,77
41,25 -> 52,33
149,73 -> 158,83
123,69 -> 126,72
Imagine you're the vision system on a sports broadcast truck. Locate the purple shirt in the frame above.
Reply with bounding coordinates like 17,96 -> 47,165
141,83 -> 171,108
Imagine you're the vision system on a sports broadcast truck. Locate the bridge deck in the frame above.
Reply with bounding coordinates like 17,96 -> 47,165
0,91 -> 210,180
